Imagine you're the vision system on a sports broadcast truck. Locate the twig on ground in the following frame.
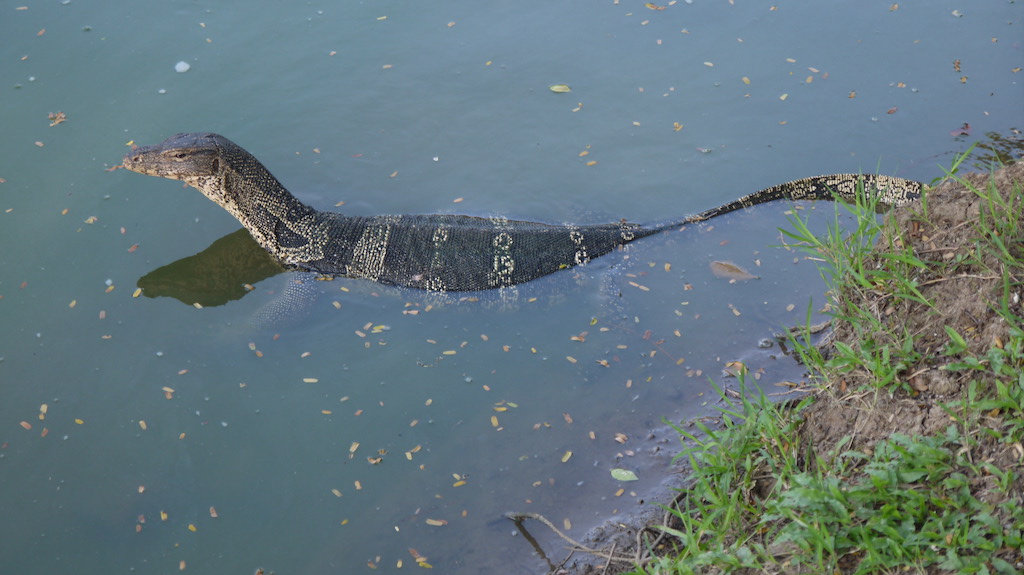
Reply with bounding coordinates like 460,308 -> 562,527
505,512 -> 634,564
601,542 -> 617,575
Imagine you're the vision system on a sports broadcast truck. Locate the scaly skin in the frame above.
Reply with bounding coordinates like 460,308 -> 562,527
123,132 -> 923,292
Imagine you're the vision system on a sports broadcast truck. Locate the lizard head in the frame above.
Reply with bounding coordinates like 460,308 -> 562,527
122,132 -> 258,213
123,132 -> 229,182
121,133 -> 304,252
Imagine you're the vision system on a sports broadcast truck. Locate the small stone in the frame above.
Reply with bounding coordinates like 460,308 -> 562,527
175,61 -> 191,73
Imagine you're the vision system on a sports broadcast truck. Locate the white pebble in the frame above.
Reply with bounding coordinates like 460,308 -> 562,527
175,61 -> 191,73
158,89 -> 167,94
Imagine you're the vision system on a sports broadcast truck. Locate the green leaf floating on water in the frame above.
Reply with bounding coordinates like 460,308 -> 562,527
610,468 -> 638,482
549,84 -> 571,93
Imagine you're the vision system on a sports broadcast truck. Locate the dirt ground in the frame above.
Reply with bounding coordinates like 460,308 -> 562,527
799,161 -> 1024,478
550,161 -> 1024,574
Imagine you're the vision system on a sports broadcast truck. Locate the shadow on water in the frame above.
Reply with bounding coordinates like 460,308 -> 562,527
967,129 -> 1024,171
137,228 -> 285,307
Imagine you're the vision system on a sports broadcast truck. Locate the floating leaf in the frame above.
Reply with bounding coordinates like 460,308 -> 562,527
549,84 -> 571,93
710,261 -> 759,281
723,361 -> 748,377
611,468 -> 639,482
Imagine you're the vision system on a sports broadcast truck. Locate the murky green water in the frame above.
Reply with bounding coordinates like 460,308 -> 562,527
2,2 -> 1020,573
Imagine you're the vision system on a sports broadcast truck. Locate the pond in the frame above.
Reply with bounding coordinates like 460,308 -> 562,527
1,2 -> 1021,573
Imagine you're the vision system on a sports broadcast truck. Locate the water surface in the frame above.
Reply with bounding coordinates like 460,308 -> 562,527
1,2 -> 1021,573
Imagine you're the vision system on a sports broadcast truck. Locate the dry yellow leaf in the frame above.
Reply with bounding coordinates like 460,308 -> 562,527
710,261 -> 759,280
